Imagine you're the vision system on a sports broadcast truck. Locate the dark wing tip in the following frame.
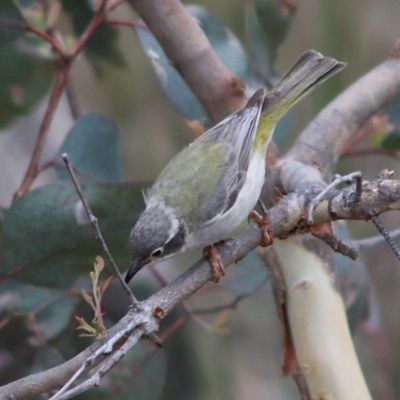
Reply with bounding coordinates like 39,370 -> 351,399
246,88 -> 267,109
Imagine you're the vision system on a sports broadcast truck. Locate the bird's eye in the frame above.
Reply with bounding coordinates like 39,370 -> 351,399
151,247 -> 164,258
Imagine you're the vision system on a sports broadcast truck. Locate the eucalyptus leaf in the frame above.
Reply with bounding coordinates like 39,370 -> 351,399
251,0 -> 296,73
0,0 -> 26,47
380,131 -> 400,150
136,5 -> 262,121
0,180 -> 144,288
0,279 -> 79,343
61,0 -> 126,71
57,113 -> 124,182
0,43 -> 54,128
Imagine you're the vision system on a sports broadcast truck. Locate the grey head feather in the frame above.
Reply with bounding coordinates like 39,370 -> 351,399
127,199 -> 186,282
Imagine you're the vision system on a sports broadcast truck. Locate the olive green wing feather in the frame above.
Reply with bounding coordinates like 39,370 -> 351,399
150,140 -> 241,229
197,88 -> 266,173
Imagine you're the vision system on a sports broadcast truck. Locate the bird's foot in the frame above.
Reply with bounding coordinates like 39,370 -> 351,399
203,243 -> 225,283
248,209 -> 273,247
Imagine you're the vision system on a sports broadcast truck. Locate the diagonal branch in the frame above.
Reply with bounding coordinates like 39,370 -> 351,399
127,0 -> 247,122
286,55 -> 400,178
1,175 -> 398,399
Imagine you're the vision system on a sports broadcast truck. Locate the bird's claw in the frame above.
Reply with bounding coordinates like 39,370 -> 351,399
203,244 -> 225,283
248,210 -> 273,247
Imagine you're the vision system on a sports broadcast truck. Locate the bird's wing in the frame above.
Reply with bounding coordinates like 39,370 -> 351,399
197,88 -> 266,173
150,140 -> 241,228
150,89 -> 266,228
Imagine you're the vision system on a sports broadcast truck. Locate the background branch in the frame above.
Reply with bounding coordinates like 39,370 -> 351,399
127,0 -> 247,122
286,56 -> 400,178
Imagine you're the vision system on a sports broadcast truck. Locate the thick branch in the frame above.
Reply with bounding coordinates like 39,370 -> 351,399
127,0 -> 247,122
272,240 -> 372,400
1,177 -> 396,399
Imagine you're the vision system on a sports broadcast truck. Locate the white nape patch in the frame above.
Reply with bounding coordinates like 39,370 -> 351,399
142,188 -> 151,205
73,200 -> 90,225
166,211 -> 179,243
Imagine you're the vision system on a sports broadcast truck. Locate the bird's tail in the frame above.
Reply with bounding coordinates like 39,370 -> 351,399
255,50 -> 345,145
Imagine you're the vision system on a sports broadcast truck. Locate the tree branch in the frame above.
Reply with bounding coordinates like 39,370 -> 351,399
1,175 -> 397,399
14,63 -> 71,199
127,0 -> 247,122
13,1 -> 110,199
286,56 -> 400,178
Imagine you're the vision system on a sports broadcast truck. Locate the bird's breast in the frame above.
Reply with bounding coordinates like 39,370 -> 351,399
184,151 -> 266,249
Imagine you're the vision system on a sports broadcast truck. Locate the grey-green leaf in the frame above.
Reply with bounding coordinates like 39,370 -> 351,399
136,5 -> 262,121
0,180 -> 144,287
0,0 -> 26,47
0,43 -> 54,128
57,113 -> 124,182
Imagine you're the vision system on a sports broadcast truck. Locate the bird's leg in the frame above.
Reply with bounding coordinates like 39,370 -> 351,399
248,199 -> 274,247
203,242 -> 225,283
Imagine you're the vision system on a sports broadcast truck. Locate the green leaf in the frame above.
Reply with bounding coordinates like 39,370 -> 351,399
222,250 -> 269,294
0,42 -> 55,128
0,180 -> 144,288
136,5 -> 262,121
61,0 -> 126,71
57,113 -> 124,182
0,279 -> 79,341
245,3 -> 274,81
248,0 -> 297,75
14,0 -> 38,7
380,130 -> 400,150
189,6 -> 260,89
0,0 -> 26,47
135,26 -> 207,121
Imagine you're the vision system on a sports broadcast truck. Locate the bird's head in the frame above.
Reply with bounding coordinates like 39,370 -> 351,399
126,199 -> 186,283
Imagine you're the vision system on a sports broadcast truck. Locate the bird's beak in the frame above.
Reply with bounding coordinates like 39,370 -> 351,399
125,259 -> 144,283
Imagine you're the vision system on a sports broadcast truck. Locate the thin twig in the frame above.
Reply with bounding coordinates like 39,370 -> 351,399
349,227 -> 400,248
308,171 -> 362,224
160,315 -> 187,341
370,216 -> 400,262
14,63 -> 71,199
71,1 -> 108,56
0,20 -> 67,58
62,154 -> 139,306
51,327 -> 144,400
193,295 -> 246,314
341,147 -> 400,159
105,18 -> 145,29
50,312 -> 147,400
14,1 -> 111,198
65,76 -> 82,120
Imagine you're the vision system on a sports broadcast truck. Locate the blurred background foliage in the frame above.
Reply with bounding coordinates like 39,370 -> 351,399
0,0 -> 400,399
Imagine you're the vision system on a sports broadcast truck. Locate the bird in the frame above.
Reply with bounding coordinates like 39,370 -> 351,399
125,50 -> 345,284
